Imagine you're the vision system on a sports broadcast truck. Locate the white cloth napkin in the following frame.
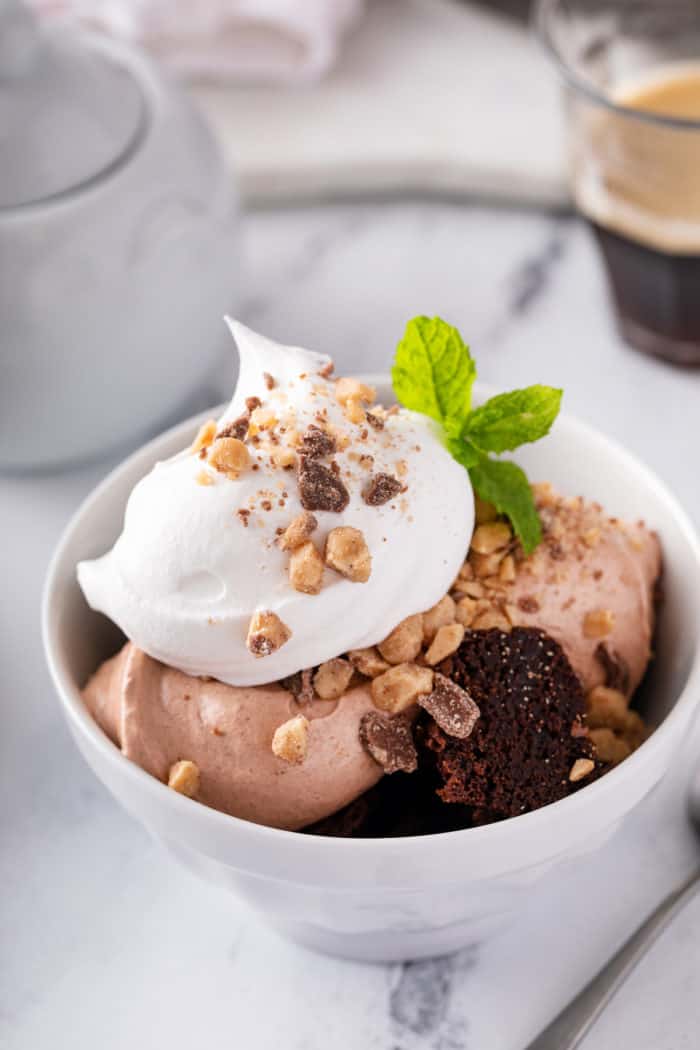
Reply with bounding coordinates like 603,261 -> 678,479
30,0 -> 365,82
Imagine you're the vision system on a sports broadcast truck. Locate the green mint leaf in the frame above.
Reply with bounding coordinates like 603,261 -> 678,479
468,457 -> 542,554
447,435 -> 481,471
465,385 -> 562,454
392,316 -> 476,427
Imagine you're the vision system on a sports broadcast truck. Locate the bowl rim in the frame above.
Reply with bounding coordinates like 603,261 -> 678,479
42,375 -> 700,856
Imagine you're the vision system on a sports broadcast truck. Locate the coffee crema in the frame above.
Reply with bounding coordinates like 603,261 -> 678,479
573,63 -> 700,362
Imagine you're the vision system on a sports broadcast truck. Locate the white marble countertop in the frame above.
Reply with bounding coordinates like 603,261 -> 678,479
4,200 -> 700,1050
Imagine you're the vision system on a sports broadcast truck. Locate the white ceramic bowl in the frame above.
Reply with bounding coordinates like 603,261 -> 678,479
43,378 -> 700,962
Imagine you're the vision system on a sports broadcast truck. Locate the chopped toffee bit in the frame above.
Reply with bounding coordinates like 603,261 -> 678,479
246,610 -> 292,657
377,613 -> 423,664
569,757 -> 595,782
359,711 -> 417,774
313,657 -> 354,700
585,685 -> 629,731
190,419 -> 217,454
470,521 -> 512,555
263,372 -> 275,390
298,460 -> 350,513
362,472 -> 403,507
424,623 -> 465,665
278,511 -> 318,551
272,715 -> 309,764
324,526 -> 371,582
249,406 -> 278,433
208,437 -> 250,479
370,663 -> 434,714
365,411 -> 384,431
422,595 -> 457,642
595,642 -> 631,694
217,415 -> 249,441
196,470 -> 214,487
167,760 -> 200,797
289,540 -> 325,595
334,377 -> 376,406
589,727 -> 631,765
245,396 -> 261,413
280,668 -> 314,705
418,673 -> 480,740
347,647 -> 391,678
343,398 -> 366,425
583,608 -> 615,639
299,424 -> 336,459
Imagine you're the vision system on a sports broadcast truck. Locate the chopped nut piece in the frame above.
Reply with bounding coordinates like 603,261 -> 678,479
474,496 -> 499,524
499,554 -> 516,583
348,647 -> 391,678
471,551 -> 506,578
362,473 -> 403,507
458,579 -> 485,599
248,406 -> 278,434
272,715 -> 309,764
313,657 -> 353,700
335,377 -> 376,406
422,595 -> 457,642
418,673 -> 479,739
343,398 -> 366,425
395,459 -> 408,478
196,469 -> 214,486
324,526 -> 371,582
280,668 -> 314,705
217,415 -> 249,441
583,609 -> 615,639
589,727 -> 631,765
263,372 -> 275,390
359,711 -> 417,773
298,460 -> 350,513
289,541 -> 324,595
470,522 -> 512,555
455,596 -> 478,627
190,419 -> 217,454
208,437 -> 251,479
378,613 -> 423,664
569,757 -> 595,782
271,447 -> 297,470
168,760 -> 200,797
425,623 -> 465,665
318,360 -> 334,379
471,609 -> 511,631
365,411 -> 384,431
299,424 -> 336,459
586,686 -> 629,731
246,610 -> 292,657
371,663 -> 434,714
279,511 -> 318,551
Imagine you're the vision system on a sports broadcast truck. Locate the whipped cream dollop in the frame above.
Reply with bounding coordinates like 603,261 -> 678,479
78,321 -> 474,686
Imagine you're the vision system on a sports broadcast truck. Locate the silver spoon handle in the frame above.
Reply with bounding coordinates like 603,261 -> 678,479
524,867 -> 700,1050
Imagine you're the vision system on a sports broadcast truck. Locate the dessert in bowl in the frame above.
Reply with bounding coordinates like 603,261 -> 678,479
43,318 -> 700,961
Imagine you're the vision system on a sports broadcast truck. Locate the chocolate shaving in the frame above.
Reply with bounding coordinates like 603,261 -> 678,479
299,425 -> 336,459
245,396 -> 261,413
362,473 -> 403,507
280,668 -> 314,705
418,673 -> 480,740
595,643 -> 631,694
359,711 -> 417,774
217,415 -> 249,441
365,411 -> 384,431
298,459 -> 349,512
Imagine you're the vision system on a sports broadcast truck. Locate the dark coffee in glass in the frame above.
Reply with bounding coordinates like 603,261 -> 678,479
538,0 -> 700,365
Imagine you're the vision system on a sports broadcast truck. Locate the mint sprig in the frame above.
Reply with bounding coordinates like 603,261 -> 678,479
392,316 -> 562,554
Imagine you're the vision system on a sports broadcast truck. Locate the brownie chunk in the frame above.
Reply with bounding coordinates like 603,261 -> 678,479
424,627 -> 596,823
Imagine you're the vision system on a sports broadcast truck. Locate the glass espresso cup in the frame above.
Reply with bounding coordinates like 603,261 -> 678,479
537,0 -> 700,365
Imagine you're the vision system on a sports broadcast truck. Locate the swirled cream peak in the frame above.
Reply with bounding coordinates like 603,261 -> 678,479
78,320 -> 474,687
